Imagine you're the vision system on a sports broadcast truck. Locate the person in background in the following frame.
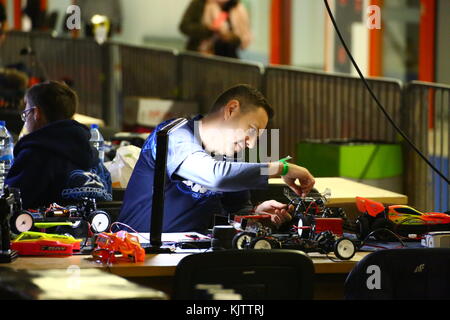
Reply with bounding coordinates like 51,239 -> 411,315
23,0 -> 46,31
5,81 -> 111,209
179,0 -> 251,58
0,68 -> 29,111
0,1 -> 7,45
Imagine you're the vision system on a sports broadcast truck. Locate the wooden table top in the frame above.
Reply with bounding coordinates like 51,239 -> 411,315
6,250 -> 369,277
0,267 -> 168,300
269,177 -> 408,205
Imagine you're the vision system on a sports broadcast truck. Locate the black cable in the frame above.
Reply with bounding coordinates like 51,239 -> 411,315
323,0 -> 450,185
359,228 -> 407,249
325,252 -> 342,262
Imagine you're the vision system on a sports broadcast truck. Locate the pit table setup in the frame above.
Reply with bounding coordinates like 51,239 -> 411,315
2,177 -> 408,300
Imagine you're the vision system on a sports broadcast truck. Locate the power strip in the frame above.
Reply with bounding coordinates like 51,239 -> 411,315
421,232 -> 450,248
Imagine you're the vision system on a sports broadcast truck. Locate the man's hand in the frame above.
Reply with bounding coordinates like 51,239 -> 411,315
255,200 -> 294,227
282,164 -> 315,197
267,161 -> 315,197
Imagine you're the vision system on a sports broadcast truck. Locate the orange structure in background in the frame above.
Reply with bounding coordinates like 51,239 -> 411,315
368,0 -> 383,77
13,0 -> 21,30
270,0 -> 292,65
418,0 -> 436,83
418,0 -> 436,129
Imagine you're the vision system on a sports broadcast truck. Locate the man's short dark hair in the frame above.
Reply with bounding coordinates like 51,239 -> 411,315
25,81 -> 77,123
210,84 -> 274,119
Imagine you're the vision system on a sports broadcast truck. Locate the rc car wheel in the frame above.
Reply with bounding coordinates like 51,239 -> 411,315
88,211 -> 111,233
334,237 -> 356,260
297,215 -> 314,238
10,211 -> 34,234
250,237 -> 281,249
232,232 -> 255,249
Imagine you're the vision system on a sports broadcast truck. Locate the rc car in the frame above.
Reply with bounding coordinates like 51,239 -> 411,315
355,197 -> 450,241
9,198 -> 111,235
284,187 -> 346,219
230,188 -> 356,260
281,187 -> 347,235
92,230 -> 145,264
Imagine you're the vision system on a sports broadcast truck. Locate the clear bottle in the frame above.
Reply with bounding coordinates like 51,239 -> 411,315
89,124 -> 105,162
0,121 -> 14,194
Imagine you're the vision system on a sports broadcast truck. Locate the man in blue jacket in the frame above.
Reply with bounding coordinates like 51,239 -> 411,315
119,84 -> 315,233
6,81 -> 111,209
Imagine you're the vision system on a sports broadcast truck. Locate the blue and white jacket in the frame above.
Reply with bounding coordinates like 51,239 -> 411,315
118,116 -> 269,233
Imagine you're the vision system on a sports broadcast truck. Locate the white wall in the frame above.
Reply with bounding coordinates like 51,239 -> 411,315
240,0 -> 270,64
291,0 -> 325,70
113,0 -> 191,46
4,0 -> 18,28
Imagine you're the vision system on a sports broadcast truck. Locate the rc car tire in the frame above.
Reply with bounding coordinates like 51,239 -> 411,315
297,214 -> 314,238
232,232 -> 255,249
88,211 -> 111,233
10,211 -> 34,234
250,237 -> 281,250
334,237 -> 356,260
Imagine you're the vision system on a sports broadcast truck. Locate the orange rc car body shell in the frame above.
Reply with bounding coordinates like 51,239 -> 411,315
92,230 -> 145,263
356,197 -> 450,226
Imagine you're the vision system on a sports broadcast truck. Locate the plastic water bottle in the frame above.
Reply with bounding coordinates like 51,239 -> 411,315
0,121 -> 14,194
89,124 -> 105,162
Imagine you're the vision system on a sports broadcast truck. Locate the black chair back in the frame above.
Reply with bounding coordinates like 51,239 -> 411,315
345,248 -> 450,299
173,249 -> 314,300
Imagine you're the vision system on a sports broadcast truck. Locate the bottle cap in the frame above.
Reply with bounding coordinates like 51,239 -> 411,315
90,124 -> 99,129
0,121 -> 5,126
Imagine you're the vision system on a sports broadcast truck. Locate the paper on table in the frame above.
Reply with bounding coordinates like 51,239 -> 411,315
130,232 -> 210,244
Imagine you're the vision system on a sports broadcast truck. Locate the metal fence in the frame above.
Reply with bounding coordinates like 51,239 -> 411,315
119,44 -> 179,99
403,81 -> 450,212
264,65 -> 403,161
0,31 -> 106,119
179,52 -> 264,113
0,31 -> 31,67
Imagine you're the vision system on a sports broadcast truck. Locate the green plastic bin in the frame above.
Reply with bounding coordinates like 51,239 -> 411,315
297,140 -> 403,180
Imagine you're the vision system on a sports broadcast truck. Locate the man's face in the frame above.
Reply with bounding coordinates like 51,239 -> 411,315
22,97 -> 40,133
216,100 -> 269,157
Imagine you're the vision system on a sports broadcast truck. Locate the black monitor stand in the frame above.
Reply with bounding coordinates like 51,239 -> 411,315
145,118 -> 188,254
0,187 -> 20,263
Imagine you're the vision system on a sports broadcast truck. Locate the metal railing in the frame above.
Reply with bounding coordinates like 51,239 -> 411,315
118,44 -> 179,99
264,65 -> 403,160
179,51 -> 264,113
0,31 -> 106,120
403,81 -> 450,212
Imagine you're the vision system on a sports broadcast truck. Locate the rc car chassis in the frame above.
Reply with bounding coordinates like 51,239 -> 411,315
231,188 -> 356,260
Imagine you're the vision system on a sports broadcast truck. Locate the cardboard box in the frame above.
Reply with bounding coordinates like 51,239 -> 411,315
124,97 -> 198,127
